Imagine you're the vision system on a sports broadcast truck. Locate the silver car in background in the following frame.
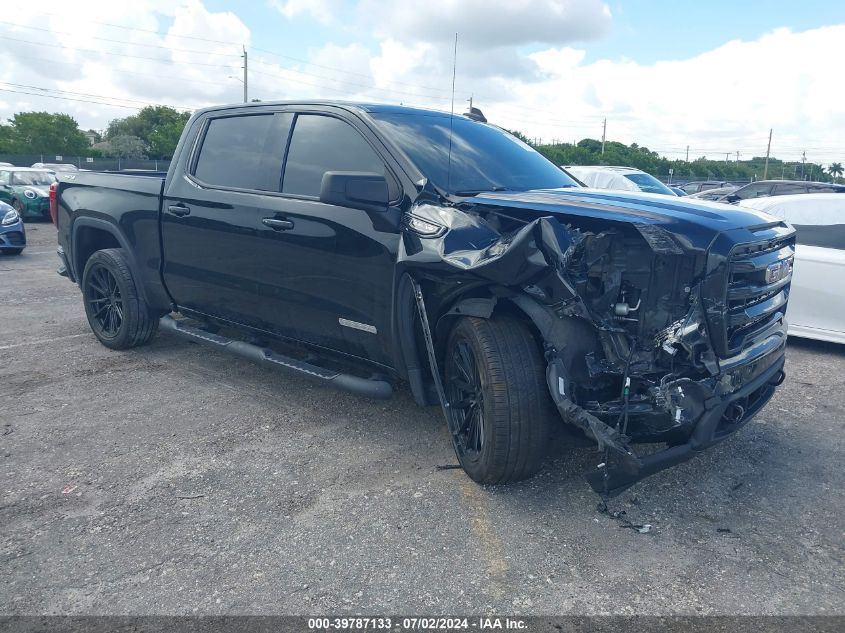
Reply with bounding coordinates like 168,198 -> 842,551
739,193 -> 845,344
563,165 -> 677,196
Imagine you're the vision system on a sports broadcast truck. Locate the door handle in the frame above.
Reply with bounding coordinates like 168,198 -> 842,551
262,218 -> 295,231
167,204 -> 191,217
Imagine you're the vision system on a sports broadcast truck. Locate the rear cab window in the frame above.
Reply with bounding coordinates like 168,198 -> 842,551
193,113 -> 293,191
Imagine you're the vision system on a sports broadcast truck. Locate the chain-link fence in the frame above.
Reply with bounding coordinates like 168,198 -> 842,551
658,174 -> 754,186
0,154 -> 171,172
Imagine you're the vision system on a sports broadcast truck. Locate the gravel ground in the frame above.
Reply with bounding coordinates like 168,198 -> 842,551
1,225 -> 843,616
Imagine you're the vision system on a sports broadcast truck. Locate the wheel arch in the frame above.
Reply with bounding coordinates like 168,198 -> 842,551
435,286 -> 602,380
71,218 -> 146,302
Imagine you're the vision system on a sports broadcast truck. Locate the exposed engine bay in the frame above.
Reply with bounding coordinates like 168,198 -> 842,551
400,190 -> 794,496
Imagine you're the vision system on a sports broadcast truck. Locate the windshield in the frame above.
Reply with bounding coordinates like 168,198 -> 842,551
623,172 -> 675,195
370,111 -> 580,195
11,171 -> 56,186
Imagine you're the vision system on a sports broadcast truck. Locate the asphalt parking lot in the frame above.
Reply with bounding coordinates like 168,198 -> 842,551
1,225 -> 843,616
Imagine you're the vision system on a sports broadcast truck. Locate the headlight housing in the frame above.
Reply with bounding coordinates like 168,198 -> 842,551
24,189 -> 38,199
2,208 -> 20,225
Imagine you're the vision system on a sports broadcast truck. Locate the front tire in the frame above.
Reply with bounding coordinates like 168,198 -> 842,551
444,316 -> 553,484
1,248 -> 23,256
82,248 -> 158,350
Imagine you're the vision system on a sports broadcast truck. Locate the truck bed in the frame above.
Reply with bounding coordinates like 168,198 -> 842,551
55,170 -> 170,311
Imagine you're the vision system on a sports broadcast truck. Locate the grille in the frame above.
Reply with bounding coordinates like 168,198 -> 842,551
722,234 -> 794,354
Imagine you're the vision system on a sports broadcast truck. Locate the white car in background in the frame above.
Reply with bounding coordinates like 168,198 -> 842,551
563,165 -> 677,196
739,193 -> 845,344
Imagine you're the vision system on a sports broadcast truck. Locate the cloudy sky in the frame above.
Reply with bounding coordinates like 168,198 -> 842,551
1,0 -> 842,163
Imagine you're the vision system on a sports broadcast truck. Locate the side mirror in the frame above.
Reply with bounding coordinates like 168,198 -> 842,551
319,172 -> 389,211
724,194 -> 740,203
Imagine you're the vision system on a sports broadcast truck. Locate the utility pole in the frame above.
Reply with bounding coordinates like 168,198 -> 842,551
242,45 -> 248,103
601,118 -> 606,155
725,152 -> 730,163
685,145 -> 689,162
800,151 -> 806,179
763,128 -> 772,180
736,150 -> 740,162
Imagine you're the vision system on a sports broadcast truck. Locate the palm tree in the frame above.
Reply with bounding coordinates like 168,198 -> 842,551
828,162 -> 843,179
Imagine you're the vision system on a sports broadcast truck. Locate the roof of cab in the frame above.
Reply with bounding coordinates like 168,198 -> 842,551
192,100 -> 467,120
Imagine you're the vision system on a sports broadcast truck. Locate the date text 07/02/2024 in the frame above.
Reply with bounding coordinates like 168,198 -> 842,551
307,616 -> 527,630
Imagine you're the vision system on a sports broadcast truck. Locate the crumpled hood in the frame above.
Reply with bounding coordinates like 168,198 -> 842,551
464,188 -> 785,253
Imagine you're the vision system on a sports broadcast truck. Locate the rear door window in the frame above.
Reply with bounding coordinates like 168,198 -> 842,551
193,113 -> 293,191
773,183 -> 807,195
736,183 -> 772,199
282,115 -> 385,198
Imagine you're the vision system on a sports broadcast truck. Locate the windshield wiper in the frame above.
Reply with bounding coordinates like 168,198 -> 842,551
453,186 -> 511,196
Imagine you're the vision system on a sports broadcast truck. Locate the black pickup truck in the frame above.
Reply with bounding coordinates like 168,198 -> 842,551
54,102 -> 794,496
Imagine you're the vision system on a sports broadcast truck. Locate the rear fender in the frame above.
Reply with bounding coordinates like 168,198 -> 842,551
71,217 -> 147,302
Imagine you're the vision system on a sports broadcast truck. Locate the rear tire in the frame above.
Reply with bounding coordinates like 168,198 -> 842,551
82,248 -> 158,350
444,316 -> 553,484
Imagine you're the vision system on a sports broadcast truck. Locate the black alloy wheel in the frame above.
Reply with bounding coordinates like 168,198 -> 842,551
446,339 -> 486,459
85,264 -> 124,338
443,316 -> 554,484
80,248 -> 159,350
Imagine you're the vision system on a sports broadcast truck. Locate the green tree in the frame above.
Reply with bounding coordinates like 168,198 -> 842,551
105,135 -> 147,159
0,123 -> 15,153
106,106 -> 190,159
1,112 -> 90,155
828,162 -> 843,179
504,129 -> 532,144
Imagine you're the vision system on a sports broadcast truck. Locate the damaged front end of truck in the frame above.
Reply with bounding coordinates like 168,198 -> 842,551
401,189 -> 794,496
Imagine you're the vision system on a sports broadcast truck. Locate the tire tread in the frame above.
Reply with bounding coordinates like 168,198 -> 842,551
82,248 -> 158,350
449,316 -> 553,484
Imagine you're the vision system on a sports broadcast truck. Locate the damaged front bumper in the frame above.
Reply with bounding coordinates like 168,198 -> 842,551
580,330 -> 787,497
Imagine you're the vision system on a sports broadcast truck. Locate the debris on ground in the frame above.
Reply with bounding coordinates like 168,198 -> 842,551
597,502 -> 654,534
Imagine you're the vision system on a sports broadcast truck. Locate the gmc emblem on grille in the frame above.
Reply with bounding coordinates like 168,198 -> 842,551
765,259 -> 791,284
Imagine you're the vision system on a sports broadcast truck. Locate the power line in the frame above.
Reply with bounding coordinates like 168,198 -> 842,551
3,17 -> 840,158
20,12 -> 615,124
0,82 -> 198,110
0,82 -> 199,112
0,87 -> 143,109
30,14 -> 239,46
249,62 -> 451,103
0,35 -> 239,69
8,52 -> 237,90
0,22 -> 241,58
